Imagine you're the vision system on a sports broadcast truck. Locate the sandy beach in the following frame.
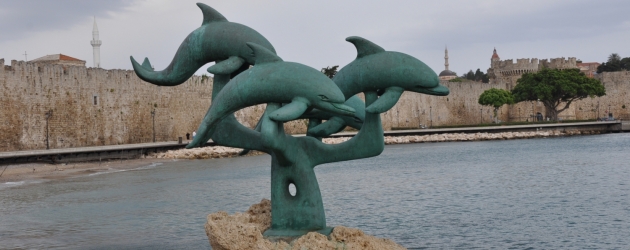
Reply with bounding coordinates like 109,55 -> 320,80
0,157 -> 168,183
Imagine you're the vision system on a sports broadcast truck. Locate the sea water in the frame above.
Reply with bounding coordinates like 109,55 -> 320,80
1,133 -> 629,249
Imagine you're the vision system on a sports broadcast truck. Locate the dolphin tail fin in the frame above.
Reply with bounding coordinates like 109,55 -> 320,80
238,116 -> 263,155
246,42 -> 283,65
346,36 -> 385,59
207,56 -> 246,75
197,3 -> 228,25
366,86 -> 404,113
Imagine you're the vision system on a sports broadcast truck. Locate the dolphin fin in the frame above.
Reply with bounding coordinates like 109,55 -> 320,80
269,99 -> 308,122
346,36 -> 385,59
197,3 -> 228,25
366,86 -> 404,113
238,116 -> 263,155
246,42 -> 283,65
308,116 -> 346,137
141,57 -> 152,70
207,56 -> 246,75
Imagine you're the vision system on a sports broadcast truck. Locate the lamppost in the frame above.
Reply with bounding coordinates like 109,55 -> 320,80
608,104 -> 611,119
480,108 -> 482,124
597,101 -> 600,120
151,109 -> 156,142
45,110 -> 53,150
430,106 -> 432,128
518,107 -> 521,122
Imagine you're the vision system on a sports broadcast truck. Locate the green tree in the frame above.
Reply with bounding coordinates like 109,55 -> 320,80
596,53 -> 630,73
321,65 -> 339,79
478,88 -> 514,123
512,68 -> 606,121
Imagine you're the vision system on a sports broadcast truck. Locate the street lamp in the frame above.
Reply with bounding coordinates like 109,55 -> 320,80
518,107 -> 521,122
430,106 -> 432,128
151,109 -> 156,142
480,108 -> 482,124
45,110 -> 53,150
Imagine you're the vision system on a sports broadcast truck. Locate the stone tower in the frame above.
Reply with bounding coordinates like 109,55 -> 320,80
439,46 -> 457,80
444,46 -> 450,71
90,17 -> 102,68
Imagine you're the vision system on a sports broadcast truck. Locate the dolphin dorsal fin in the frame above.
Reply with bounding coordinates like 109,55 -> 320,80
197,3 -> 228,25
246,42 -> 283,65
346,36 -> 385,59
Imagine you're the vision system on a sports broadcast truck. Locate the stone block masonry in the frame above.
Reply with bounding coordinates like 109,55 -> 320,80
2,58 -> 629,152
0,59 -> 274,151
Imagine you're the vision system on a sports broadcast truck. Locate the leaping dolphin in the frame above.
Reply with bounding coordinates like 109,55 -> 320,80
306,36 -> 449,136
186,43 -> 356,148
130,3 -> 276,86
333,36 -> 449,114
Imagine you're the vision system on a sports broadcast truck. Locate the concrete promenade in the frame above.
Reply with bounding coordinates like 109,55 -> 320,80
0,121 -> 623,164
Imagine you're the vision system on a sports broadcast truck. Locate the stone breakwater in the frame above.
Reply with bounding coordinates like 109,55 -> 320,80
205,199 -> 406,250
383,129 -> 600,144
149,130 -> 599,159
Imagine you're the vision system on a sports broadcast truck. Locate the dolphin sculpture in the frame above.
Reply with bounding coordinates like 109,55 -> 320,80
333,36 -> 449,114
130,3 -> 276,86
306,36 -> 449,136
187,43 -> 356,148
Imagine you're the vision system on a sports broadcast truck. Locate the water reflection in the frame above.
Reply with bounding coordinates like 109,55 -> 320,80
1,134 -> 629,249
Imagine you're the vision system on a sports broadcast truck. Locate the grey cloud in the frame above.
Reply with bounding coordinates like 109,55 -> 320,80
0,0 -> 132,43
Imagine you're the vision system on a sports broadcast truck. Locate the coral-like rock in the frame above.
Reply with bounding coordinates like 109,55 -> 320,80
205,199 -> 407,250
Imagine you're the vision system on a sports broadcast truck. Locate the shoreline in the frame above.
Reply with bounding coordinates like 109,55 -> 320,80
0,129 -> 601,185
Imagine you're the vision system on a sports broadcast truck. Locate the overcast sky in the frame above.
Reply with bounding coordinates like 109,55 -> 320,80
1,0 -> 629,76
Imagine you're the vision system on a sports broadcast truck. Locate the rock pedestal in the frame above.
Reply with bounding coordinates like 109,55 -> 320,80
205,199 -> 407,250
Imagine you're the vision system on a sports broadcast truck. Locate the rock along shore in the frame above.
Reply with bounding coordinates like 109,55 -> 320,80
205,199 -> 406,250
151,129 -> 599,159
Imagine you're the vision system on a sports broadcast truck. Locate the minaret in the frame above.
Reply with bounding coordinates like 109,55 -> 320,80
444,46 -> 450,71
90,17 -> 102,68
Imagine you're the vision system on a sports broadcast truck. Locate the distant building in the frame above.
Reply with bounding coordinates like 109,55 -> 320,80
438,46 -> 457,81
29,54 -> 86,67
577,62 -> 600,78
487,48 -> 577,87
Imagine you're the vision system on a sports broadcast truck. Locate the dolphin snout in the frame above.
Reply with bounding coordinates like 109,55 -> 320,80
413,84 -> 450,96
322,102 -> 356,116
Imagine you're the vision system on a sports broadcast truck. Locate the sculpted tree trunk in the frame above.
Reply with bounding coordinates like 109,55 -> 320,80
260,92 -> 383,236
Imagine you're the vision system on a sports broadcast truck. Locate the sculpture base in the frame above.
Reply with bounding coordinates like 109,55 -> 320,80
263,227 -> 333,242
205,199 -> 407,250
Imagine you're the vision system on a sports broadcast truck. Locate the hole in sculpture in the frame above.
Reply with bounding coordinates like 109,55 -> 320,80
288,183 -> 297,196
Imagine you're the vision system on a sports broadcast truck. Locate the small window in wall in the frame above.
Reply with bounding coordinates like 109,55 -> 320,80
93,95 -> 99,105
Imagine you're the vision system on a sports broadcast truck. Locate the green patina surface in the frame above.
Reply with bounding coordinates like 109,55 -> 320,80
131,3 -> 449,238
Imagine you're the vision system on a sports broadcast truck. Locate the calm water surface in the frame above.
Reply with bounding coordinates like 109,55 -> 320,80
1,133 -> 629,249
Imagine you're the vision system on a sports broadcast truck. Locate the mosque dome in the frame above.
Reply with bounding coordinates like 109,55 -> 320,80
439,46 -> 458,80
439,70 -> 457,77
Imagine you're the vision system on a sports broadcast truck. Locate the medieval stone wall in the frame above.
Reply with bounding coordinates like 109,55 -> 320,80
1,58 -> 628,152
0,59 -> 272,151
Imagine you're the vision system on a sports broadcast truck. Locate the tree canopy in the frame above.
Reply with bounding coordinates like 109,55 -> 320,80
461,68 -> 489,83
479,88 -> 514,109
596,53 -> 630,73
478,88 -> 514,123
512,68 -> 606,120
321,65 -> 339,79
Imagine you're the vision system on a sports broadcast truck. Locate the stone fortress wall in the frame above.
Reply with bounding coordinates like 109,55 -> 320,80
488,57 -> 578,87
1,58 -> 629,152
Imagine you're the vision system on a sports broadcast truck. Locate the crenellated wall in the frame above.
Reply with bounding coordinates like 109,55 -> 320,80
1,58 -> 628,152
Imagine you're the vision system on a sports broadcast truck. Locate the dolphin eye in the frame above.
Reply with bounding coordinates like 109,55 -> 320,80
318,95 -> 329,101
